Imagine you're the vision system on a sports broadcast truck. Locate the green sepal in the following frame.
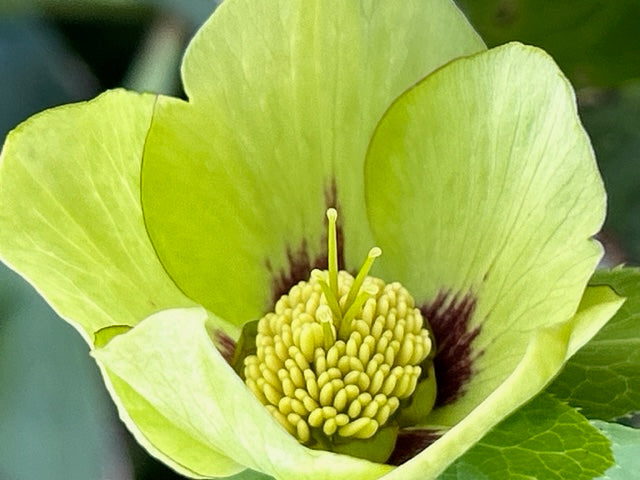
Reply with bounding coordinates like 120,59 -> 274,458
397,363 -> 437,427
93,325 -> 132,348
231,319 -> 259,378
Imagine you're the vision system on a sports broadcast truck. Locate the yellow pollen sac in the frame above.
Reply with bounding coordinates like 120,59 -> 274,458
243,208 -> 434,447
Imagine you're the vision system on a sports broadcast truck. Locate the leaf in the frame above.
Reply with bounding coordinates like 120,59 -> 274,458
549,267 -> 640,420
438,393 -> 614,480
592,420 -> 640,480
456,0 -> 640,87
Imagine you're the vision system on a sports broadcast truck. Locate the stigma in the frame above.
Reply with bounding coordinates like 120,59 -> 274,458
243,209 -> 434,451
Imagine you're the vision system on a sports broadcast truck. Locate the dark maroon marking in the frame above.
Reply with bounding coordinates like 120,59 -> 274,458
267,180 -> 344,307
268,239 -> 329,305
213,329 -> 236,364
386,293 -> 479,464
421,292 -> 481,407
324,179 -> 339,218
388,429 -> 443,465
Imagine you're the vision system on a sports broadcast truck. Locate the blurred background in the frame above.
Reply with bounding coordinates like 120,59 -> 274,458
0,1 -> 638,479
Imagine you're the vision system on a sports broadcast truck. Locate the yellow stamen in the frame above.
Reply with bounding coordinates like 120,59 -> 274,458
243,209 -> 435,448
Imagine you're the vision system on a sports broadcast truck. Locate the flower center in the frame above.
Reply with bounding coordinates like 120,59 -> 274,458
243,209 -> 435,457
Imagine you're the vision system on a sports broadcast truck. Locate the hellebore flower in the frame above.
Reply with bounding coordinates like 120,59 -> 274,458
0,0 -> 625,479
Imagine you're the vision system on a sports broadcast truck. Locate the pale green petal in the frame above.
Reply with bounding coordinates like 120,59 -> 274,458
141,0 -> 485,324
98,366 -> 244,479
365,43 -> 606,425
386,285 -> 621,480
0,90 -> 198,341
94,307 -> 393,480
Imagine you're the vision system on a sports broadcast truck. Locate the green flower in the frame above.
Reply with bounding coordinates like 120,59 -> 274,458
0,0 -> 624,479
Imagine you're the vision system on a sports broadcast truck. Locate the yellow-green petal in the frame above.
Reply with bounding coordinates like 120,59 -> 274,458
94,307 -> 393,480
365,43 -> 608,425
0,90 -> 196,342
141,0 -> 485,324
98,367 -> 244,479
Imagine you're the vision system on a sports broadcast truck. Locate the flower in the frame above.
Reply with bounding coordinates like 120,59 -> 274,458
0,0 -> 623,479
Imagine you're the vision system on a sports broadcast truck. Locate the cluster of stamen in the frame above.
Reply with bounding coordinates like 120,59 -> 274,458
244,209 -> 432,446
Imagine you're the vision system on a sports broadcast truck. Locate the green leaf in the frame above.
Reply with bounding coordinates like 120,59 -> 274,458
94,307 -> 393,479
365,42 -> 607,426
593,420 -> 640,480
439,394 -> 614,480
456,0 -> 640,87
0,89 -> 198,341
141,0 -> 485,324
549,267 -> 640,420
